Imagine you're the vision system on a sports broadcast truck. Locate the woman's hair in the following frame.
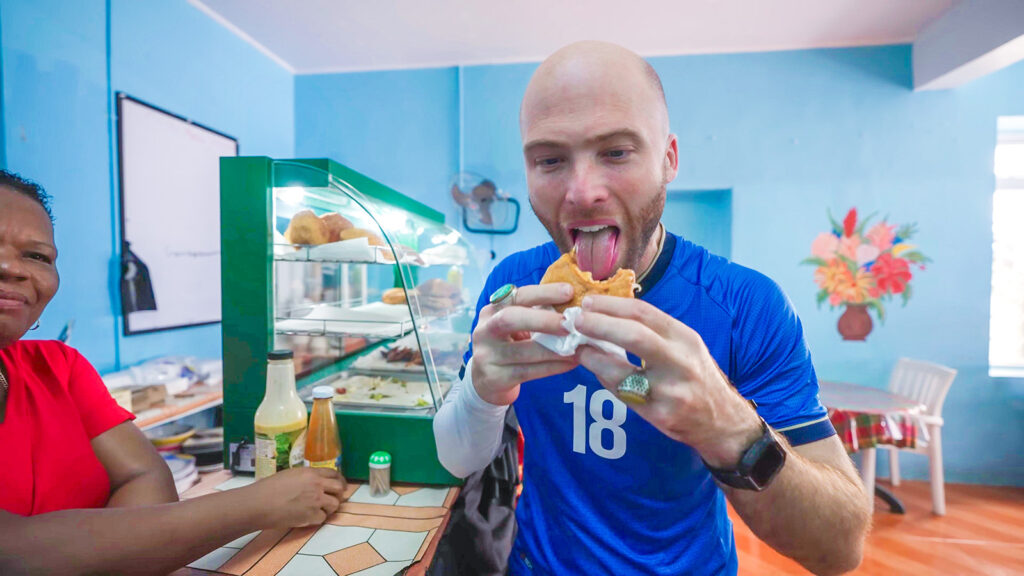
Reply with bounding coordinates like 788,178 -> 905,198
0,169 -> 54,223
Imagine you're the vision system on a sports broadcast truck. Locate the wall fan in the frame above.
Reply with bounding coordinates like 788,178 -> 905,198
450,171 -> 520,235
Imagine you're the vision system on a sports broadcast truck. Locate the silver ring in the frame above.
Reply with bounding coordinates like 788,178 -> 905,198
489,283 -> 517,310
617,369 -> 650,404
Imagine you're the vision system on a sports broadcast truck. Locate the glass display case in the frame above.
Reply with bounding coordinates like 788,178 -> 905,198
220,157 -> 482,485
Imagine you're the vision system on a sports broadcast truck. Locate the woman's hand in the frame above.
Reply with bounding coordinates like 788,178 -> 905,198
0,466 -> 349,576
247,467 -> 348,529
471,283 -> 578,405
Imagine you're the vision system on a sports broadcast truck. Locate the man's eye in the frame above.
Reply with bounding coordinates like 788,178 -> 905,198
606,149 -> 630,160
535,157 -> 562,168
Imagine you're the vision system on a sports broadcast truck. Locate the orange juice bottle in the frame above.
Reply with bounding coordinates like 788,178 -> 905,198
254,350 -> 308,479
304,386 -> 342,472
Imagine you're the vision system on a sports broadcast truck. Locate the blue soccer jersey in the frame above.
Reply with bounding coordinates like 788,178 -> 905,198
464,232 -> 835,576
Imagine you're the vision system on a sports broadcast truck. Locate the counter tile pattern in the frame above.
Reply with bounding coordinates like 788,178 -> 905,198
277,554 -> 337,576
186,477 -> 457,576
223,532 -> 261,550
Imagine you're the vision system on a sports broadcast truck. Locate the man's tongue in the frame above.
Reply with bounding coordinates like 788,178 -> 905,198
574,227 -> 619,281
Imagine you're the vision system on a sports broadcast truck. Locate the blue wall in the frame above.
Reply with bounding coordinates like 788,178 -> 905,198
1,0 -> 294,372
297,46 -> 1023,485
2,0 -> 113,368
109,0 -> 293,367
294,68 -> 459,210
663,190 -> 732,259
3,3 -> 1021,486
456,46 -> 1024,486
659,46 -> 1024,486
461,63 -> 542,263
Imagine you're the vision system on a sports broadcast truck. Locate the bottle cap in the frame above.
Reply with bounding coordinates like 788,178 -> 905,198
312,385 -> 334,399
369,451 -> 392,468
267,349 -> 294,360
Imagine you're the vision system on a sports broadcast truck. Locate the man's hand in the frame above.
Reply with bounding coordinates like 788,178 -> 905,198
471,283 -> 579,405
248,467 -> 348,529
573,295 -> 763,468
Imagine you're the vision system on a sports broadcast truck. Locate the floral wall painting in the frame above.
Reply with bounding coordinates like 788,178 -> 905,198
802,208 -> 930,341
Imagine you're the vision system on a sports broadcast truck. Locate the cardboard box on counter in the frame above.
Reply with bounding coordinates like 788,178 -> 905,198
130,385 -> 168,413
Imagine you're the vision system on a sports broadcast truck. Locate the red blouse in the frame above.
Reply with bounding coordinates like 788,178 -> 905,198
0,340 -> 133,515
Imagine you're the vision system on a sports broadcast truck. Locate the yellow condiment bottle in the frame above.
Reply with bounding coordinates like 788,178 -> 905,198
254,350 -> 308,479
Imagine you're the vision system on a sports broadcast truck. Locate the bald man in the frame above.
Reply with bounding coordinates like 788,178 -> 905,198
435,41 -> 870,576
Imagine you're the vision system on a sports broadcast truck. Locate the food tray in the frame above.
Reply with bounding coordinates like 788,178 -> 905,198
300,372 -> 450,411
350,332 -> 469,375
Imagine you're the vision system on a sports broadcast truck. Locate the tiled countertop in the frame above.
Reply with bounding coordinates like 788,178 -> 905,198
171,470 -> 458,576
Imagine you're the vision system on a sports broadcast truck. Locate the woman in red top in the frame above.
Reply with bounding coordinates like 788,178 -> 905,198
0,171 -> 347,575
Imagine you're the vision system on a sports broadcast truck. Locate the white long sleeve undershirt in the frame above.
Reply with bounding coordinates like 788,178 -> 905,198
433,359 -> 509,478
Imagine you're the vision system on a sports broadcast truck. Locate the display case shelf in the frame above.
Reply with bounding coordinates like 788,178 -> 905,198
273,242 -> 426,266
273,303 -> 471,339
274,318 -> 415,339
221,157 -> 482,486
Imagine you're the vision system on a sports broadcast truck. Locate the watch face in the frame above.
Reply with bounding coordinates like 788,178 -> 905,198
706,419 -> 788,491
750,441 -> 786,487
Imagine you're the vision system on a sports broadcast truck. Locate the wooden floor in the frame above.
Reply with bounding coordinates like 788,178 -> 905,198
732,481 -> 1024,575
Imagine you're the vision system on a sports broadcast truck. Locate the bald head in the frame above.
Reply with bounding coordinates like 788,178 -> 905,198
521,41 -> 669,139
518,41 -> 679,283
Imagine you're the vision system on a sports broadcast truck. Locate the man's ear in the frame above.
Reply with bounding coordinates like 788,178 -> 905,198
662,134 -> 679,186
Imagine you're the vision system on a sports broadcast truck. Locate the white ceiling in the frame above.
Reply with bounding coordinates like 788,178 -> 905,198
190,0 -> 954,74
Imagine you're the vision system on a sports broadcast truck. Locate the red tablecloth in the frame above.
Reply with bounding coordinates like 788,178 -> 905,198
828,408 -> 918,453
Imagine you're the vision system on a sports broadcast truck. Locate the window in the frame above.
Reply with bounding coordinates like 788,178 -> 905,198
990,117 -> 1024,377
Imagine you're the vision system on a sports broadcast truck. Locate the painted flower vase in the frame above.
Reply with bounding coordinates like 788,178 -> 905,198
838,304 -> 872,341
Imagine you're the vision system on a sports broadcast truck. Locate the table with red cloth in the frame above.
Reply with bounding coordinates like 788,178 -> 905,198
819,380 -> 926,514
827,407 -> 918,453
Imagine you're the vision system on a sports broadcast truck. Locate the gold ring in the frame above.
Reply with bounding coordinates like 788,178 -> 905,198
617,369 -> 650,404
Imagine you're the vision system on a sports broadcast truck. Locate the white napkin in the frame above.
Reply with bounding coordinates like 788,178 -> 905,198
533,307 -> 627,359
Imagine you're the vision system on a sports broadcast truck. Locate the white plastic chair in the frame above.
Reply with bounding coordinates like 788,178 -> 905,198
881,358 -> 957,515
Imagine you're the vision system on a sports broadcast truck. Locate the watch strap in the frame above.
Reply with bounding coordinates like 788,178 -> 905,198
703,415 -> 786,492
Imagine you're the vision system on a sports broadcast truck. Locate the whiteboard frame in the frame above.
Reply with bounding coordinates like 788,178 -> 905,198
116,93 -> 238,336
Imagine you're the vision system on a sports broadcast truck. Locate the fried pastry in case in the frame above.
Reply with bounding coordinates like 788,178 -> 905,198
284,209 -> 330,245
339,227 -> 385,246
320,212 -> 354,242
382,287 -> 416,305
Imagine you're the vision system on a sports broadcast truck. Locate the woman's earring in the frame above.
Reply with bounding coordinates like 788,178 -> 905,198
30,321 -> 40,331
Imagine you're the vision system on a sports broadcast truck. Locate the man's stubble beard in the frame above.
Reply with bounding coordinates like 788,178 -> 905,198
529,183 -> 665,274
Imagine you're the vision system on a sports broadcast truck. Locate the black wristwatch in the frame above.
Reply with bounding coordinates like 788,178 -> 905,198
703,415 -> 787,491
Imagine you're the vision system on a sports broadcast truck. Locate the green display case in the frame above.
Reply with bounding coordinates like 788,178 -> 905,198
220,157 -> 482,485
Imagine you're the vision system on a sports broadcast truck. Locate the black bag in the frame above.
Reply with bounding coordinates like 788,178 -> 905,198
428,410 -> 520,576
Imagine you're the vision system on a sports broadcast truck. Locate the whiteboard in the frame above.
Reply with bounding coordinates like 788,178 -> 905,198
117,94 -> 237,334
